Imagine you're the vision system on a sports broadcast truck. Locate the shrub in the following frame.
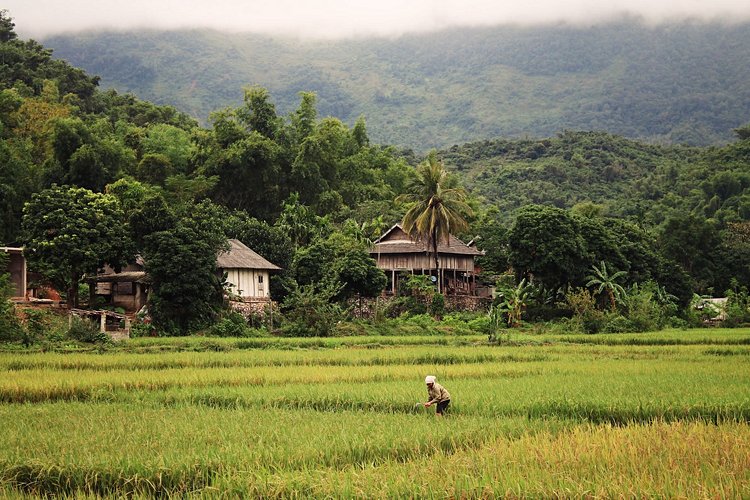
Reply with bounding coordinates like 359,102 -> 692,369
383,296 -> 426,318
565,288 -> 606,334
621,282 -> 668,332
208,312 -> 252,337
280,283 -> 343,337
21,309 -> 48,346
129,322 -> 156,338
430,293 -> 445,319
723,285 -> 750,328
602,315 -> 636,333
67,316 -> 110,343
0,255 -> 23,343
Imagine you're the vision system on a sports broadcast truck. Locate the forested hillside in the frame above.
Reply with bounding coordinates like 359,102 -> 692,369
43,19 -> 750,149
440,130 -> 750,227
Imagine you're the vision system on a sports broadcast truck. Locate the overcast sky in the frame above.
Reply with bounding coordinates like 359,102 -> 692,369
6,0 -> 750,39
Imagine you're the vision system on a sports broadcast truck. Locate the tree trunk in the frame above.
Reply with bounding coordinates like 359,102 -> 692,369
68,269 -> 78,309
432,231 -> 440,294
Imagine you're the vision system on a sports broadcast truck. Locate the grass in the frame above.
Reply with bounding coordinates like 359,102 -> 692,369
0,328 -> 748,497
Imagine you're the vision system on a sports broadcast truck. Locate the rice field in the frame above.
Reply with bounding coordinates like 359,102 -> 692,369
1,329 -> 749,498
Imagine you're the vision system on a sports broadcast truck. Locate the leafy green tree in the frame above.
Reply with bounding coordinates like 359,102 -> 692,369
397,152 -> 472,293
585,261 -> 627,311
276,193 -> 329,249
329,241 -> 386,300
291,239 -> 335,288
507,205 -> 588,291
657,213 -> 720,293
22,185 -> 132,308
290,91 -> 317,145
141,201 -> 227,335
205,131 -> 282,219
237,86 -> 281,140
141,123 -> 194,174
575,215 -> 629,279
472,207 -> 510,275
135,153 -> 173,186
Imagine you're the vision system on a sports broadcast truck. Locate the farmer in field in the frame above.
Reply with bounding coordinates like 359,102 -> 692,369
423,375 -> 451,416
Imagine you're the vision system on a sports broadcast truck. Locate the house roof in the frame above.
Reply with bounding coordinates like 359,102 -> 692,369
94,271 -> 150,284
370,224 -> 482,256
217,239 -> 281,270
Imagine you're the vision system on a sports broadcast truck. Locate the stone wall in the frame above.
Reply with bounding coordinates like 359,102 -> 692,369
348,295 -> 491,319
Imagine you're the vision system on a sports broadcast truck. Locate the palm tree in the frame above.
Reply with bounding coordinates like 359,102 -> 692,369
586,261 -> 627,311
396,153 -> 472,293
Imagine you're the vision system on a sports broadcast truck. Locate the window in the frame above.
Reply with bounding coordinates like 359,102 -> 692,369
258,275 -> 263,283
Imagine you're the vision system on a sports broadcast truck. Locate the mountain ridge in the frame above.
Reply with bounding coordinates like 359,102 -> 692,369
43,19 -> 750,150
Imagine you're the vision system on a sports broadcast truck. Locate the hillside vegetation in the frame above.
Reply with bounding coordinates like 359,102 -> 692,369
440,130 -> 750,227
43,19 -> 750,149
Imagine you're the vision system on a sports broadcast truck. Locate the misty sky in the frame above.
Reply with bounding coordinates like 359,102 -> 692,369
7,0 -> 750,39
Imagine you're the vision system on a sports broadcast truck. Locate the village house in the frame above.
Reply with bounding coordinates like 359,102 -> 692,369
93,256 -> 150,313
92,239 -> 281,314
216,239 -> 281,302
369,224 -> 484,296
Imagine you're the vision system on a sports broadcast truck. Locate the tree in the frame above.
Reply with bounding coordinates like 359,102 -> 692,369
290,91 -> 317,145
495,278 -> 532,327
22,185 -> 132,308
397,152 -> 472,293
276,193 -> 329,250
657,214 -> 720,293
585,261 -> 627,311
507,205 -> 588,291
473,207 -> 510,275
237,86 -> 281,140
141,123 -> 194,174
205,131 -> 282,219
141,201 -> 227,335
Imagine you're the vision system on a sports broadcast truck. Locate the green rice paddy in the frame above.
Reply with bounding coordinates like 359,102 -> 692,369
1,329 -> 749,497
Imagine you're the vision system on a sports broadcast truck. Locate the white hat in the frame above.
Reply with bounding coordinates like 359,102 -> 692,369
425,375 -> 436,384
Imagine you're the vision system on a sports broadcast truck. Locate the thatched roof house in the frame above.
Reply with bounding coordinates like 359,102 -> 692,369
217,239 -> 281,300
369,224 -> 482,295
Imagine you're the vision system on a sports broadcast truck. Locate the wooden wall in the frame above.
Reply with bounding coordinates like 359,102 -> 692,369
373,253 -> 475,272
224,269 -> 270,299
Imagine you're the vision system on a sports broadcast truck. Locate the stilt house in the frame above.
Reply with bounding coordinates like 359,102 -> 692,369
369,224 -> 482,295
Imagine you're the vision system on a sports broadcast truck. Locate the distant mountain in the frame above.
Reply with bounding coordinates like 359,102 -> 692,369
44,19 -> 750,149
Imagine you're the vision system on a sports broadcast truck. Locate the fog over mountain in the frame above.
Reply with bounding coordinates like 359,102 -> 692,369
7,0 -> 750,39
41,19 -> 750,149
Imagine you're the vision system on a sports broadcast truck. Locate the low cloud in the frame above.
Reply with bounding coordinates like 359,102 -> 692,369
7,0 -> 750,39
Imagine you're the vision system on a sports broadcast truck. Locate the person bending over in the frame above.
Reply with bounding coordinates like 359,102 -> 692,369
424,375 -> 451,417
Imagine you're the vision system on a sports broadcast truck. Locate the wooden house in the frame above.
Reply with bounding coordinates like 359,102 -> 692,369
369,224 -> 483,295
1,247 -> 26,299
93,257 -> 149,313
217,239 -> 281,301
